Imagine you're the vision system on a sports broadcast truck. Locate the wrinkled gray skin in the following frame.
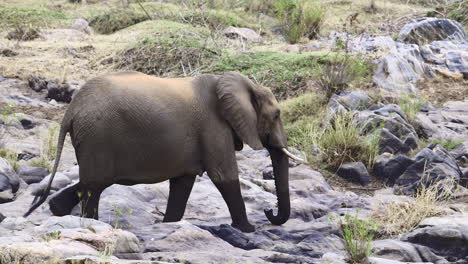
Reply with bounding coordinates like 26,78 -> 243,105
25,71 -> 290,232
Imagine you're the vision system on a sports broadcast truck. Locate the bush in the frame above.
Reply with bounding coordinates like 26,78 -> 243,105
318,112 -> 380,170
447,0 -> 467,25
116,35 -> 221,77
330,213 -> 378,264
207,51 -> 328,100
274,0 -> 324,43
89,9 -> 149,34
316,54 -> 371,100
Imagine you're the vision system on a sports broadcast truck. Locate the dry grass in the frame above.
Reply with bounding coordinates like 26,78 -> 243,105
373,177 -> 456,237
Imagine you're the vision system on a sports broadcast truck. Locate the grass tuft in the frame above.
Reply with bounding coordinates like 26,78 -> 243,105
29,125 -> 59,170
373,177 -> 455,236
397,92 -> 425,125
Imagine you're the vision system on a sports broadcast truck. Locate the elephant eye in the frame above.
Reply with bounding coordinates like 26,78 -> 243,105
274,110 -> 280,120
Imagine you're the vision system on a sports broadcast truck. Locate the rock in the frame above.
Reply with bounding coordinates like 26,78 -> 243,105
336,162 -> 371,186
396,144 -> 463,194
222,26 -> 262,42
17,166 -> 50,184
372,239 -> 447,263
321,252 -> 347,264
450,141 -> 468,166
329,90 -> 371,111
262,166 -> 274,180
398,18 -> 466,46
402,214 -> 468,261
356,104 -> 418,155
0,213 -> 4,223
71,18 -> 91,34
374,154 -> 414,186
373,42 -> 432,95
347,34 -> 397,54
31,172 -> 72,196
41,29 -> 90,42
0,157 -> 20,195
368,257 -> 432,264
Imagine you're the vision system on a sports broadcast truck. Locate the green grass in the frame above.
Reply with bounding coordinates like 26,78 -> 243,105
207,51 -> 331,100
0,6 -> 68,28
29,125 -> 58,170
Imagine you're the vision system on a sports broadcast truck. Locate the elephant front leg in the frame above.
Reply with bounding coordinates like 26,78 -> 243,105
212,178 -> 255,233
163,174 -> 196,222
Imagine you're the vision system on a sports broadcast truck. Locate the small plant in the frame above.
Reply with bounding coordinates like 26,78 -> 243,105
0,148 -> 19,171
77,190 -> 93,224
398,92 -> 425,125
1,104 -> 17,125
30,125 -> 59,170
42,230 -> 61,242
274,0 -> 324,44
330,212 -> 378,264
316,54 -> 371,100
112,203 -> 133,229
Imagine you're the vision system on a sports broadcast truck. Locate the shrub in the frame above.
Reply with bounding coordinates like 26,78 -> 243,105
207,51 -> 328,100
89,9 -> 149,34
316,54 -> 371,100
116,35 -> 221,77
274,0 -> 324,43
0,148 -> 19,171
318,112 -> 380,170
373,177 -> 454,236
330,213 -> 378,264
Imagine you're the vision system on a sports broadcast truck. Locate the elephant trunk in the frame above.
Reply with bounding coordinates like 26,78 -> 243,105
264,148 -> 290,225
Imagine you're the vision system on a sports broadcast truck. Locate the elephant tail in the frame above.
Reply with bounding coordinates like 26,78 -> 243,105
24,116 -> 71,217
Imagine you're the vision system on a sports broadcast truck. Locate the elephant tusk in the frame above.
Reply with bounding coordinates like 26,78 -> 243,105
281,148 -> 307,163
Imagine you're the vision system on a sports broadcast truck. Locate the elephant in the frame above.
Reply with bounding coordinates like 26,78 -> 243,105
24,71 -> 304,232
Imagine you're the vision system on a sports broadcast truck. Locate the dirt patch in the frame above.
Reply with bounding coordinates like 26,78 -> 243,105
417,76 -> 468,106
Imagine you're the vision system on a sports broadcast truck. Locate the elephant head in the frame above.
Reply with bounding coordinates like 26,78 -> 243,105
216,72 -> 303,225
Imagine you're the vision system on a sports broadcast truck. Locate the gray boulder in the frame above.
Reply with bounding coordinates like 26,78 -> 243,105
450,141 -> 468,166
347,34 -> 397,54
30,172 -> 72,196
396,144 -> 463,195
71,18 -> 91,34
402,214 -> 468,261
0,158 -> 20,203
329,90 -> 371,111
374,154 -> 414,186
398,17 -> 466,46
17,166 -> 49,184
356,104 -> 418,155
336,162 -> 371,186
372,239 -> 447,263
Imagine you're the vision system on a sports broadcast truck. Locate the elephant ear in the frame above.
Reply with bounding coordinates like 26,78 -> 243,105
216,72 -> 263,150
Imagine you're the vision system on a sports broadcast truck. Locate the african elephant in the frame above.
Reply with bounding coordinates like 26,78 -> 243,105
24,71 -> 303,232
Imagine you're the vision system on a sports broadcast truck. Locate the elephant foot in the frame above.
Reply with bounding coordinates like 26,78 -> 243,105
232,222 -> 255,233
49,196 -> 73,216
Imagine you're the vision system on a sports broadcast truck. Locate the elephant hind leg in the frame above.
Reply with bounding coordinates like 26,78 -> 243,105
78,184 -> 107,220
49,182 -> 80,216
163,174 -> 196,222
